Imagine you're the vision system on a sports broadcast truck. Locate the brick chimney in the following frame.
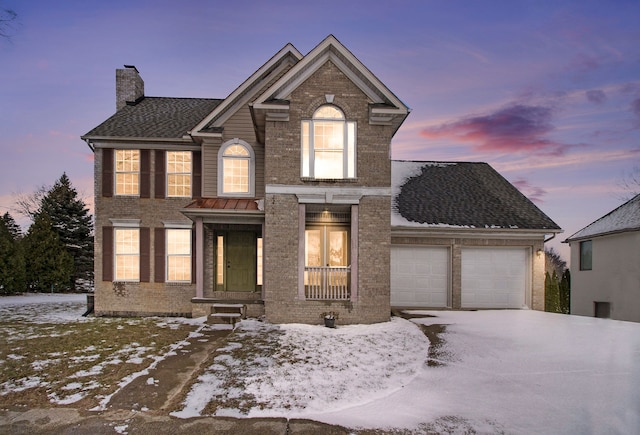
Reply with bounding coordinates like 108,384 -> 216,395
116,65 -> 144,110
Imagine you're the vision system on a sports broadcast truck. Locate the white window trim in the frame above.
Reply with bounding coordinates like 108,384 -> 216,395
217,138 -> 255,197
165,228 -> 192,283
113,227 -> 140,282
166,150 -> 193,198
301,105 -> 357,180
114,149 -> 140,196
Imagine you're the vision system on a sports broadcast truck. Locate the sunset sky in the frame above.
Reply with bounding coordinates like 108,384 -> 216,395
1,0 -> 639,264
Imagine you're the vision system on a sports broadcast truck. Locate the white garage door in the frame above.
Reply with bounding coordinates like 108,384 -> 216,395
391,246 -> 449,307
461,248 -> 528,309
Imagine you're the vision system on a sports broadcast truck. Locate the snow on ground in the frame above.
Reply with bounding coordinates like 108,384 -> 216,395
3,295 -> 640,433
307,310 -> 640,434
172,317 -> 429,419
174,310 -> 640,433
0,293 -> 89,323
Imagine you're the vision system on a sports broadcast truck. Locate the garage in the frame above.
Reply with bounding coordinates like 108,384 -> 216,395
461,248 -> 529,309
391,246 -> 449,307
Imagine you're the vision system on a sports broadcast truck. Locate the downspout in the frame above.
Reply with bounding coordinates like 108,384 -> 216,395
544,233 -> 556,243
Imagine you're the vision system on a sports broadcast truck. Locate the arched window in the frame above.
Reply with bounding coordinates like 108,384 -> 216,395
218,139 -> 255,196
301,105 -> 356,179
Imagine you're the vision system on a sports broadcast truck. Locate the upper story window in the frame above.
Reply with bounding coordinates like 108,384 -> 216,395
580,240 -> 592,271
167,151 -> 192,197
115,149 -> 140,195
218,139 -> 255,196
301,105 -> 356,179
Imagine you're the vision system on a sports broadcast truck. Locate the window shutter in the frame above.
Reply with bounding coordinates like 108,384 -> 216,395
140,227 -> 150,282
154,228 -> 165,283
155,150 -> 165,198
102,149 -> 113,197
102,226 -> 113,281
192,151 -> 201,198
140,150 -> 151,198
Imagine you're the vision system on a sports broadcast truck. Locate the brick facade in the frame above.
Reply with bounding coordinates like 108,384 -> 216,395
85,36 -> 556,323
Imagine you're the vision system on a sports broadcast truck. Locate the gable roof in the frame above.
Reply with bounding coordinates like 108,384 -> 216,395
190,43 -> 303,136
82,97 -> 222,143
250,35 -> 410,141
392,160 -> 561,231
253,35 -> 408,113
564,193 -> 640,242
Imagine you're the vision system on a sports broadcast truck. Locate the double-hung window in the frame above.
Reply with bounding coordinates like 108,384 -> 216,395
167,151 -> 192,197
114,228 -> 140,281
302,105 -> 356,179
115,150 -> 140,195
166,229 -> 191,282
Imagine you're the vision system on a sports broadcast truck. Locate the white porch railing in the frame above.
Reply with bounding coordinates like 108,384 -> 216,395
305,266 -> 351,300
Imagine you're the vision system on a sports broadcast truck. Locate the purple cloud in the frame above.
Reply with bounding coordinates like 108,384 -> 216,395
511,178 -> 547,203
632,98 -> 640,117
421,104 -> 568,156
586,89 -> 606,105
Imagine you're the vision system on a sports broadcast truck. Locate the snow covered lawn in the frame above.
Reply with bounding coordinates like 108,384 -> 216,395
2,294 -> 639,434
0,293 -> 199,409
174,310 -> 640,434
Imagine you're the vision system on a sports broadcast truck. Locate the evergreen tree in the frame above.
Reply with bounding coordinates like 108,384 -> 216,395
545,271 -> 561,313
559,269 -> 571,314
0,212 -> 26,294
38,173 -> 94,290
23,212 -> 74,292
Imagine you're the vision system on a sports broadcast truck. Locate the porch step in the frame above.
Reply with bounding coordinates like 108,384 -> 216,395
208,303 -> 246,326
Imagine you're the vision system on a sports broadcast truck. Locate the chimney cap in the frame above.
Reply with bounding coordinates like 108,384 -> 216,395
123,65 -> 139,73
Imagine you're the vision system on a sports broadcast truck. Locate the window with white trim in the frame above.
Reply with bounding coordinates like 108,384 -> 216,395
115,149 -> 140,195
301,105 -> 356,179
166,229 -> 191,282
114,228 -> 139,281
167,151 -> 192,197
218,139 -> 254,196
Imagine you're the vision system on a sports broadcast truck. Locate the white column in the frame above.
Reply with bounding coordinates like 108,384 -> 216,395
195,217 -> 204,298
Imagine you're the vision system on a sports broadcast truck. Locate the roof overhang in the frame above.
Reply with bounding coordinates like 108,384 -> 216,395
181,207 -> 265,225
250,35 -> 410,142
563,227 -> 639,244
189,43 -> 303,138
392,226 -> 561,240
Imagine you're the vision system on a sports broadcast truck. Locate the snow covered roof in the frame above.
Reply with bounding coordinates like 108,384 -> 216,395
391,160 -> 561,231
564,193 -> 640,242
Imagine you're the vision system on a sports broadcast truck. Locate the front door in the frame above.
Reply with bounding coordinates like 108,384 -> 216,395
226,231 -> 256,291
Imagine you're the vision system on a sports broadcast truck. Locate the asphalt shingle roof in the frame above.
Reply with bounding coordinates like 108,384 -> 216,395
82,97 -> 222,139
392,161 -> 561,230
565,193 -> 640,241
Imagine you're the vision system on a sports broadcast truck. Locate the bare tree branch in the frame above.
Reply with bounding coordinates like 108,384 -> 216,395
12,185 -> 49,221
0,7 -> 17,40
618,165 -> 640,201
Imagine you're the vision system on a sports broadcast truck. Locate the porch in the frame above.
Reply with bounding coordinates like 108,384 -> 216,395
305,266 -> 351,300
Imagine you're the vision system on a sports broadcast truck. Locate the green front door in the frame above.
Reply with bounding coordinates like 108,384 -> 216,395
226,231 -> 257,291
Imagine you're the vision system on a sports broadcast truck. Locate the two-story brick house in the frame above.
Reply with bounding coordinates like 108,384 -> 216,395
83,35 -> 561,324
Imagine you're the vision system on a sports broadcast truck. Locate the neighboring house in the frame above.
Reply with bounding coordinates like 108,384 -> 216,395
564,194 -> 640,322
82,35 -> 561,324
